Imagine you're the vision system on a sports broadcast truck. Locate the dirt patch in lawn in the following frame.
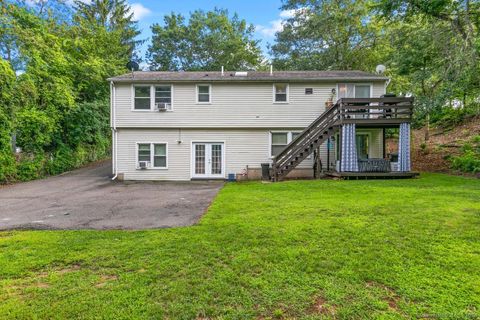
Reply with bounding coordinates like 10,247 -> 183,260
95,274 -> 119,288
366,281 -> 401,312
308,296 -> 337,316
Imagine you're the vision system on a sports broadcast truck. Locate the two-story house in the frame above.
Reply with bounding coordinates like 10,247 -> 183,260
108,70 -> 415,181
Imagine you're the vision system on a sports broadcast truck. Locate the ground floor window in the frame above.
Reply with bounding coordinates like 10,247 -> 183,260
137,143 -> 167,169
356,134 -> 369,159
270,131 -> 301,157
335,133 -> 370,160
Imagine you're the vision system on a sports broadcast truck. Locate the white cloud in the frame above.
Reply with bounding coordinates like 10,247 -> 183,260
279,9 -> 297,19
129,3 -> 151,20
256,19 -> 284,38
256,8 -> 307,38
67,0 -> 91,5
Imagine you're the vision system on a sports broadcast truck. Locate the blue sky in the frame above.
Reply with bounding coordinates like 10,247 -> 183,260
127,0 -> 292,63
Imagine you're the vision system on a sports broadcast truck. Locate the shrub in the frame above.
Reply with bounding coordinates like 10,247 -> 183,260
16,108 -> 56,153
450,151 -> 480,173
16,154 -> 46,181
450,137 -> 480,174
0,109 -> 16,183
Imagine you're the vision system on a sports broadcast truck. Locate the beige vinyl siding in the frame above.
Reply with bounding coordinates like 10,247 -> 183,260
117,128 -> 315,181
357,128 -> 383,158
372,82 -> 387,98
114,82 -> 387,128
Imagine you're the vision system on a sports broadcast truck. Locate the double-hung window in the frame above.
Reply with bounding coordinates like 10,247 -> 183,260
337,83 -> 371,98
138,144 -> 151,162
197,84 -> 211,103
153,144 -> 167,167
274,84 -> 288,103
270,131 -> 302,157
133,85 -> 174,111
134,86 -> 151,110
271,132 -> 289,156
137,143 -> 168,169
155,85 -> 172,111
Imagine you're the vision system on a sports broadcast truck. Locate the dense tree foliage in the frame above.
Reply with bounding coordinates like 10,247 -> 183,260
0,1 -> 137,183
271,0 -> 383,70
272,0 -> 480,132
147,9 -> 263,71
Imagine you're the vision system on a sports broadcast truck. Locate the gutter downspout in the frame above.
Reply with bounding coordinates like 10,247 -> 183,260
110,81 -> 118,181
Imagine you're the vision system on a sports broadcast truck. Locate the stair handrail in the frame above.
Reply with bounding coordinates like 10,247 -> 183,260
272,103 -> 340,169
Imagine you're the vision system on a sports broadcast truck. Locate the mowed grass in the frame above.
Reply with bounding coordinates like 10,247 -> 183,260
0,174 -> 479,319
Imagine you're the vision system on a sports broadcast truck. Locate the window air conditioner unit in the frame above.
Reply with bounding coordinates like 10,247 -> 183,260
138,161 -> 149,169
156,103 -> 170,111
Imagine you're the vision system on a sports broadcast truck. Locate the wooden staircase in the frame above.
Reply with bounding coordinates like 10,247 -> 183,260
271,104 -> 339,181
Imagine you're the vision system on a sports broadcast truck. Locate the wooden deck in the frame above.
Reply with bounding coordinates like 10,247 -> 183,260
326,171 -> 420,179
333,97 -> 414,127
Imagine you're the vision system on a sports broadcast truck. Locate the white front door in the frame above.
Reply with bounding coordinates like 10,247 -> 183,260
192,143 -> 225,178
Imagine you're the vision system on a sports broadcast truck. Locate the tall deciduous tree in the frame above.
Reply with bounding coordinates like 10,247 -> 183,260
73,0 -> 142,59
376,0 -> 480,132
147,8 -> 263,71
271,0 -> 385,71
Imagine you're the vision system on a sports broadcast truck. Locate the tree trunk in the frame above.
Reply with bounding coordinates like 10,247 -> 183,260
424,113 -> 430,141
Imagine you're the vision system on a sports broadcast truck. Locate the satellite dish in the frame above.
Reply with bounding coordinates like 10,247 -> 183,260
126,60 -> 140,71
376,64 -> 386,74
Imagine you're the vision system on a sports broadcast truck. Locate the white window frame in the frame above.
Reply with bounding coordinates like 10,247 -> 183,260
132,85 -> 153,111
135,142 -> 168,169
269,131 -> 305,158
131,84 -> 174,111
196,84 -> 211,104
336,83 -> 373,99
273,83 -> 289,104
154,84 -> 174,111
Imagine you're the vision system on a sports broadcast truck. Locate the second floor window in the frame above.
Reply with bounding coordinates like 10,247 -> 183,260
155,85 -> 172,111
274,84 -> 288,102
134,86 -> 151,110
197,84 -> 211,103
338,84 -> 371,99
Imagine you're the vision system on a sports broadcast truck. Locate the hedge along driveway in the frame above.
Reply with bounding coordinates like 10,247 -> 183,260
0,174 -> 479,319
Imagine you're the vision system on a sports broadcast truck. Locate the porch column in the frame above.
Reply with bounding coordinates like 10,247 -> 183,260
340,124 -> 359,172
398,123 -> 411,172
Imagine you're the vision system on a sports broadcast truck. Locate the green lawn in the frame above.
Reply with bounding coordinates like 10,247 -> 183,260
1,174 -> 479,319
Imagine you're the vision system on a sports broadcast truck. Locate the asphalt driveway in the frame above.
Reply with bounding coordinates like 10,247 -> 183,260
0,161 -> 223,230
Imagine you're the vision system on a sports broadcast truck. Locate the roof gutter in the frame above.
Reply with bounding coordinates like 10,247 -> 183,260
106,78 -> 389,84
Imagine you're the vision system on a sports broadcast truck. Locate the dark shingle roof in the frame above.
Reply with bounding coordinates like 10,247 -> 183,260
107,70 -> 388,82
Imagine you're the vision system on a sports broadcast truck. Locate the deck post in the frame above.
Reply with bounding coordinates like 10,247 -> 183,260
327,137 -> 330,171
340,124 -> 359,172
382,128 -> 386,159
398,123 -> 411,172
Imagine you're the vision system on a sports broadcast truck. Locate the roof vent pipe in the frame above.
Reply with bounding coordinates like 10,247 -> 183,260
221,66 -> 224,76
270,65 -> 273,76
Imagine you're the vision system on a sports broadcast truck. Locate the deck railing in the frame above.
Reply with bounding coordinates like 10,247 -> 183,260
336,97 -> 414,125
